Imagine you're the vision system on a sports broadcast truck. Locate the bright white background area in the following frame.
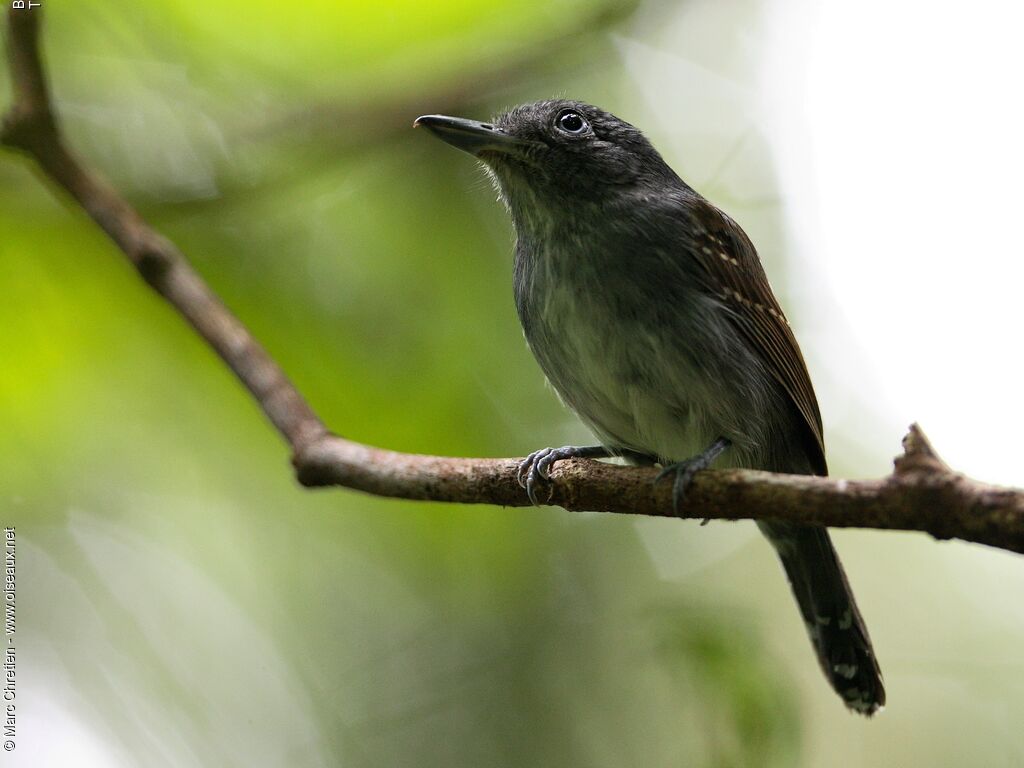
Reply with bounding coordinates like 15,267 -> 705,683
766,0 -> 1024,485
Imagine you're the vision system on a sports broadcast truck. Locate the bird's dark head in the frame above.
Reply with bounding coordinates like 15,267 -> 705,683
415,100 -> 679,226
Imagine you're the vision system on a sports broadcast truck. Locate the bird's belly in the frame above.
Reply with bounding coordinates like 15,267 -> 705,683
527,284 -> 721,463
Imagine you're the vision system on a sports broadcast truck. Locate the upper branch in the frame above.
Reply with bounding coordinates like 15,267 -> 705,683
4,8 -> 1024,555
2,7 -> 327,451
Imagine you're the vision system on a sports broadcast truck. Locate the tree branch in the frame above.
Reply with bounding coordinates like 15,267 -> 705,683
5,8 -> 1024,555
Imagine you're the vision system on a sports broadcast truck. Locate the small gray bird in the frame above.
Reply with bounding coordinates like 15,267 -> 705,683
415,100 -> 884,715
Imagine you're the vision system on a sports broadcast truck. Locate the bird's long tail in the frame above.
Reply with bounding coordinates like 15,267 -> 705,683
757,521 -> 885,715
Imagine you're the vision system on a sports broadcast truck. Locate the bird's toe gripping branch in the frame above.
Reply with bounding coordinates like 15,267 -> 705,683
654,437 -> 731,515
517,445 -> 612,505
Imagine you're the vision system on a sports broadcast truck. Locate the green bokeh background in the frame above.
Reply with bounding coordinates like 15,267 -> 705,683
3,2 -> 1023,766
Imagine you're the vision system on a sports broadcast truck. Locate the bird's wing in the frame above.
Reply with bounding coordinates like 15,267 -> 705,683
686,197 -> 827,475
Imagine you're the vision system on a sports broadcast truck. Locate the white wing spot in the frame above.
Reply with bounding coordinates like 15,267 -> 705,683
718,287 -> 790,326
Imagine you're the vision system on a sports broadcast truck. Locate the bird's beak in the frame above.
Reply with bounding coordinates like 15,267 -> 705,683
414,114 -> 529,156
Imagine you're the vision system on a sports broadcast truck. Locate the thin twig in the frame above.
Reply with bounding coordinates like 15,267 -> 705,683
4,8 -> 1024,555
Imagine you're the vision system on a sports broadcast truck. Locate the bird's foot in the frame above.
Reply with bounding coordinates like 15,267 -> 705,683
517,445 -> 610,505
654,437 -> 731,515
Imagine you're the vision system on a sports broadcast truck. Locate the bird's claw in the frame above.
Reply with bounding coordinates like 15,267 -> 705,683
517,445 -> 590,506
518,446 -> 563,505
653,437 -> 731,516
654,458 -> 705,515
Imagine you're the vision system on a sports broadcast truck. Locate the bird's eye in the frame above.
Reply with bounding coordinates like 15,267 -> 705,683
556,110 -> 589,135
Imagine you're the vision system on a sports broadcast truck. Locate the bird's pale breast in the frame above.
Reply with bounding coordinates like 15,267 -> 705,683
518,235 -> 775,467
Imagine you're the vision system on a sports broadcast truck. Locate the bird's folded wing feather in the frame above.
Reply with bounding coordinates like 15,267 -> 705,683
686,198 -> 827,475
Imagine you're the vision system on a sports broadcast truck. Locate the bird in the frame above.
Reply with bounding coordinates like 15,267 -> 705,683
415,100 -> 884,715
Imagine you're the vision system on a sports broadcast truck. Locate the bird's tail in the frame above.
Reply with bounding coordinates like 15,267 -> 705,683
758,521 -> 885,715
